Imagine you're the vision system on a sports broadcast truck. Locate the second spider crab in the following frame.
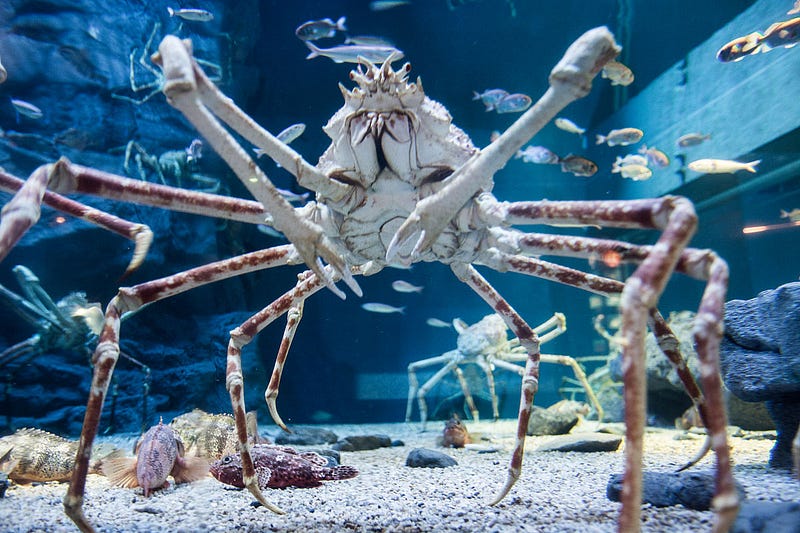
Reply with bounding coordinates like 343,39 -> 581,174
406,312 -> 604,427
0,27 -> 737,532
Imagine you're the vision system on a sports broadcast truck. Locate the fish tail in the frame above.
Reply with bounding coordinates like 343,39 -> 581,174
514,150 -> 523,159
101,456 -> 139,488
780,209 -> 788,218
472,91 -> 481,101
745,159 -> 761,173
595,134 -> 605,145
326,465 -> 359,480
167,6 -> 175,17
305,41 -> 320,59
337,16 -> 347,32
172,456 -> 210,484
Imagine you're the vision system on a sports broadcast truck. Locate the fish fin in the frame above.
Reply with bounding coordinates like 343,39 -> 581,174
595,134 -> 604,145
325,465 -> 359,481
337,16 -> 347,32
90,447 -> 127,474
785,42 -> 798,49
472,91 -> 481,100
257,467 -> 272,490
400,306 -> 406,314
758,42 -> 772,53
171,456 -> 210,484
167,7 -> 174,17
780,209 -> 788,218
101,457 -> 139,488
745,159 -> 761,173
304,41 -> 319,59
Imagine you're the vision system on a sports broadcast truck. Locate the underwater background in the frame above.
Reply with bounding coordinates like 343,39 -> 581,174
0,0 -> 797,437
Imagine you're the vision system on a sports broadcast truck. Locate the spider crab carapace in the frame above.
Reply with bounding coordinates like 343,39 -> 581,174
0,27 -> 737,532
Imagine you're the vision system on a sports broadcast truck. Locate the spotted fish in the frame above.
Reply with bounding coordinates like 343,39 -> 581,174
0,428 -> 121,483
102,420 -> 209,496
210,444 -> 358,489
169,409 -> 267,460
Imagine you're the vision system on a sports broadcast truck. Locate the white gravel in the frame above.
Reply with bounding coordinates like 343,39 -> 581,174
0,420 -> 797,532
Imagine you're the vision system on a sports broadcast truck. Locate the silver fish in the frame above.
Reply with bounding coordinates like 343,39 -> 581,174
616,164 -> 652,181
391,280 -> 423,293
426,318 -> 453,328
612,154 -> 649,170
555,117 -> 585,136
369,0 -> 411,10
304,41 -> 404,64
167,7 -> 214,22
595,128 -> 643,147
295,17 -> 347,41
276,123 -> 306,144
11,99 -> 43,120
601,60 -> 634,86
344,35 -> 395,47
361,302 -> 405,314
472,89 -> 510,112
495,93 -> 531,114
780,208 -> 800,222
676,133 -> 711,148
516,146 -> 560,165
638,145 -> 669,167
688,158 -> 760,174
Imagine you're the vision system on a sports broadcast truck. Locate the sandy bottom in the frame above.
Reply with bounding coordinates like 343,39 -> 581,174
0,420 -> 797,532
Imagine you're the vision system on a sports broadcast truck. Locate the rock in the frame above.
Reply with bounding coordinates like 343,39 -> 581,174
731,501 -> 800,533
274,427 -> 339,446
391,439 -> 405,447
720,282 -> 800,470
536,433 -> 622,452
405,448 -> 457,468
331,434 -> 392,452
607,470 -> 745,511
527,401 -> 587,436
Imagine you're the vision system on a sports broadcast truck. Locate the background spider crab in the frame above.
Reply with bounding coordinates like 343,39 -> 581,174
0,27 -> 737,533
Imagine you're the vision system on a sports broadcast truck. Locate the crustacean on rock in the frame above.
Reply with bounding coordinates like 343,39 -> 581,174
0,27 -> 737,532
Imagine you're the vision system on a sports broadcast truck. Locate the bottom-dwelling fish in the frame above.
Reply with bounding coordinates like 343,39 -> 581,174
0,428 -> 122,483
440,413 -> 472,448
210,444 -> 358,489
103,420 -> 209,496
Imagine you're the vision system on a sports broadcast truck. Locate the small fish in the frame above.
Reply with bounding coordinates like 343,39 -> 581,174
71,304 -> 105,335
276,123 -> 306,144
210,444 -> 358,489
638,145 -> 670,167
344,35 -> 395,47
595,127 -> 643,147
304,41 -> 404,64
472,89 -> 510,112
676,133 -> 711,148
688,158 -> 761,174
440,413 -> 471,448
0,55 -> 6,84
559,154 -> 598,177
616,164 -> 653,181
494,93 -> 532,114
391,280 -> 423,293
102,420 -> 209,496
167,7 -> 214,22
0,428 -> 121,483
780,208 -> 800,222
516,146 -> 560,165
295,17 -> 347,41
555,117 -> 586,136
361,302 -> 405,314
601,60 -> 634,86
256,225 -> 286,239
11,99 -> 43,120
426,318 -> 453,328
369,0 -> 411,10
716,32 -> 764,62
790,0 -> 800,15
612,154 -> 649,170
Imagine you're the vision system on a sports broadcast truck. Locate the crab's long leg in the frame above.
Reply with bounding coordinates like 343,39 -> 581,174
480,246 -> 734,532
153,36 -> 360,298
452,365 -> 480,422
406,351 -> 459,425
449,262 -> 541,504
387,26 -> 620,261
64,245 -> 303,532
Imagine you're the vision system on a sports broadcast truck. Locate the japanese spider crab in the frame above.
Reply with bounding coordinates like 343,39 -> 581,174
406,312 -> 605,428
0,27 -> 738,532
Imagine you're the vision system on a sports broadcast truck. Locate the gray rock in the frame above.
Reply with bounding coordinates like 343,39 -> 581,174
731,501 -> 800,533
536,433 -> 622,452
405,447 -> 457,468
607,470 -> 745,511
526,403 -> 583,436
331,434 -> 393,452
720,282 -> 800,469
274,427 -> 339,446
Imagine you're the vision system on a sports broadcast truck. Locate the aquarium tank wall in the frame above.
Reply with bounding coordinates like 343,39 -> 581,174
0,0 -> 797,436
